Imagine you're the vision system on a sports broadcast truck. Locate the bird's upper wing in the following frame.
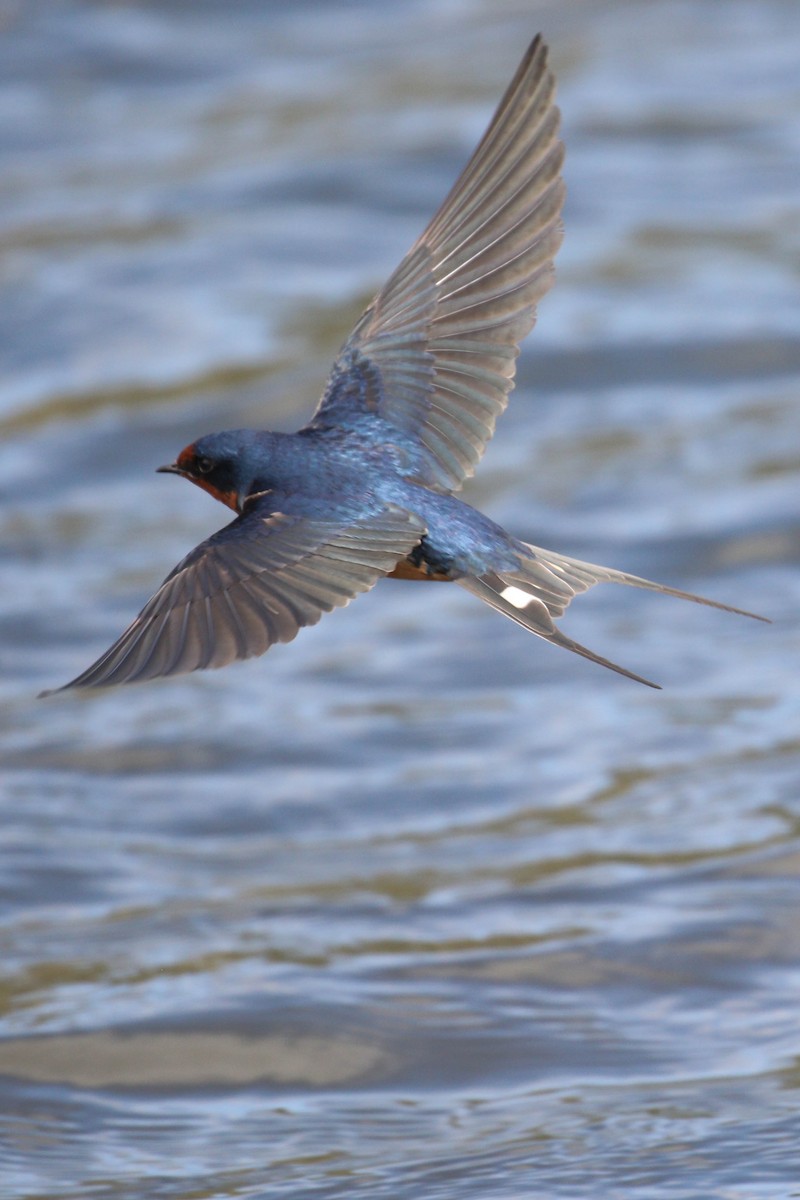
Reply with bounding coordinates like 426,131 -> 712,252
307,35 -> 565,492
42,501 -> 425,692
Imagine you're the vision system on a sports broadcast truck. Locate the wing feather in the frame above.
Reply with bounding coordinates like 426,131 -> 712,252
308,35 -> 565,491
42,503 -> 425,693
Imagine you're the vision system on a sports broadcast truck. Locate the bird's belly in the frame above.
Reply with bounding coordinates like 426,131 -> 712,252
387,556 -> 452,582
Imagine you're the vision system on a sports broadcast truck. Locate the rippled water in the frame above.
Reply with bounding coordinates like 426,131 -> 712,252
2,1 -> 799,1197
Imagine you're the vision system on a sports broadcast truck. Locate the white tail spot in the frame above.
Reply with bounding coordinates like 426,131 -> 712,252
500,585 -> 533,610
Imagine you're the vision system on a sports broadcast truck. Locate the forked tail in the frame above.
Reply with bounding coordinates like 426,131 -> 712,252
458,542 -> 767,688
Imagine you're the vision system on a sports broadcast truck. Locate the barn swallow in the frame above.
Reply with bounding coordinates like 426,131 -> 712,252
41,36 -> 766,697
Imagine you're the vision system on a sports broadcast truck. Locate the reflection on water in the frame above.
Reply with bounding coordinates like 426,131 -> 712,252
2,0 -> 799,1197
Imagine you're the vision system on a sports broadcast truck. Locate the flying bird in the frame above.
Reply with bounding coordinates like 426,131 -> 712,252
42,36 -> 765,697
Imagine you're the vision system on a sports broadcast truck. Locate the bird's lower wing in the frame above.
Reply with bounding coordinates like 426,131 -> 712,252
42,504 -> 425,693
459,542 -> 768,688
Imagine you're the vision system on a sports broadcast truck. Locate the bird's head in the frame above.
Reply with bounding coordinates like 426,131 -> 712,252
158,430 -> 268,512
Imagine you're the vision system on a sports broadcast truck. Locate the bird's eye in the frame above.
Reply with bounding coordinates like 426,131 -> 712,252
195,456 -> 214,474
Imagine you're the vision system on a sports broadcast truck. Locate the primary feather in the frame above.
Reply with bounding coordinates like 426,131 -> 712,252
308,34 -> 565,490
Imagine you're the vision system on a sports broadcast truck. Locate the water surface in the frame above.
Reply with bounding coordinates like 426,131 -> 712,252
2,1 -> 799,1197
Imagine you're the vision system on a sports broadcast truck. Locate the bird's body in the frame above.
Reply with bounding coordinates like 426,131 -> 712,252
182,427 -> 522,578
43,36 -> 764,697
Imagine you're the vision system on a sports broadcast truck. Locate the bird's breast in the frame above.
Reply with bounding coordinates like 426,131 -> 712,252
387,557 -> 452,582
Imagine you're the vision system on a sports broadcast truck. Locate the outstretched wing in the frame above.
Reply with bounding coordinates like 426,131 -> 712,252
307,35 -> 565,492
42,502 -> 425,692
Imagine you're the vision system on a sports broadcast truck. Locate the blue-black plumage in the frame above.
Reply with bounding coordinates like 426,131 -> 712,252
41,36 -> 766,696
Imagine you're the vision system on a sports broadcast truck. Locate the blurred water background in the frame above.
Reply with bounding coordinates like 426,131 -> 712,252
2,0 -> 799,1196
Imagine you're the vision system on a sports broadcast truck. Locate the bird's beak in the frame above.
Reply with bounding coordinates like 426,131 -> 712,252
157,463 -> 183,476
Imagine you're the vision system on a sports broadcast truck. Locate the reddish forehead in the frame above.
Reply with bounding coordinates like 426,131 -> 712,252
176,443 -> 197,470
